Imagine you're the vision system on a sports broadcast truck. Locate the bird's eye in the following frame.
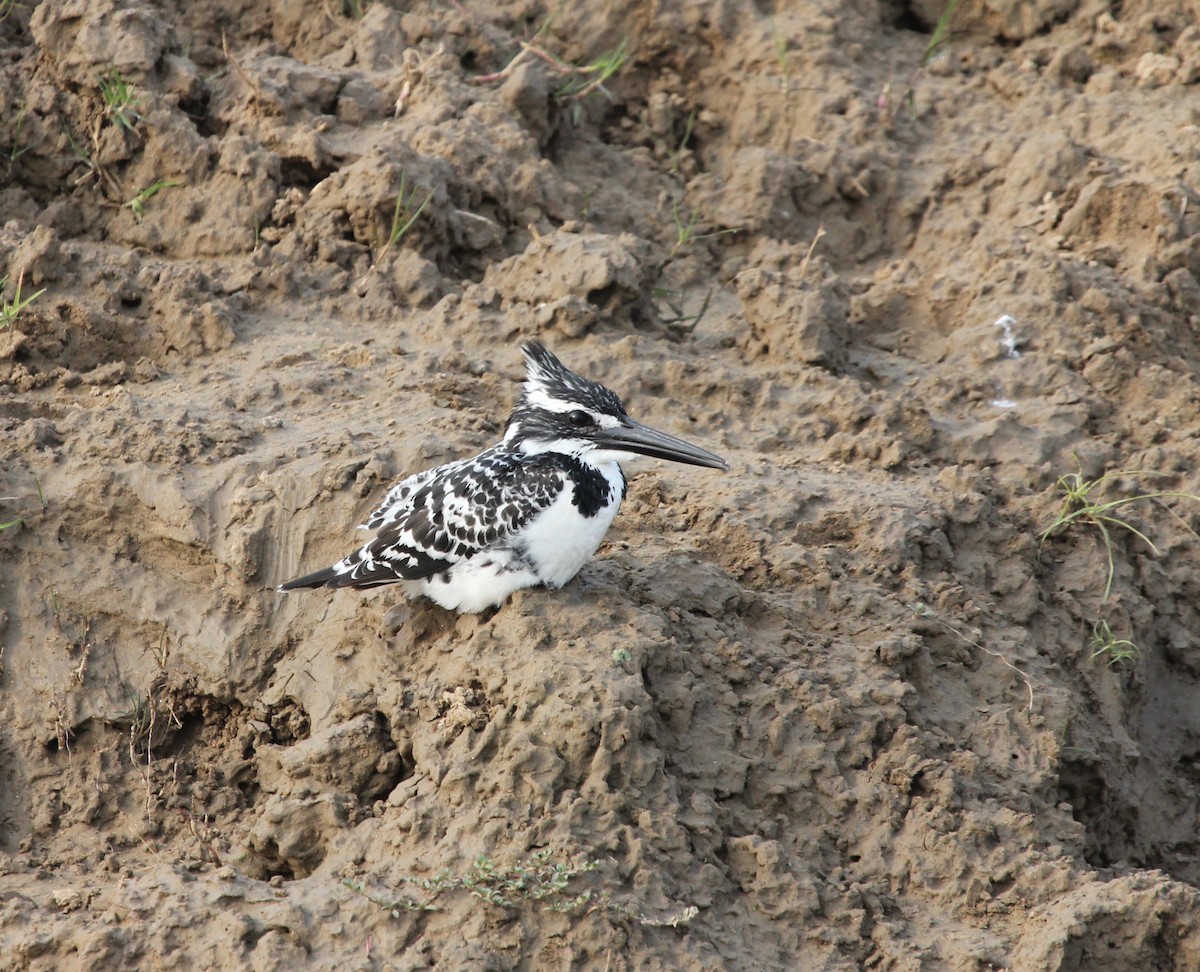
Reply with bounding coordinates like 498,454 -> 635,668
566,409 -> 593,428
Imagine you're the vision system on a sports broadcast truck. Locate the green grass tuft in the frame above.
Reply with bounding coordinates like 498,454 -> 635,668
346,848 -> 698,927
125,179 -> 182,221
1088,619 -> 1138,667
100,68 -> 142,131
375,170 -> 432,266
1039,466 -> 1200,602
0,272 -> 45,329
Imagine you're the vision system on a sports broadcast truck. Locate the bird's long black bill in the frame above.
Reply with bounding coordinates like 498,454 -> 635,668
596,418 -> 727,470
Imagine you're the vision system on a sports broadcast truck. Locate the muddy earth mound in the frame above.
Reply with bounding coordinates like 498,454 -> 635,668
4,0 -> 1200,969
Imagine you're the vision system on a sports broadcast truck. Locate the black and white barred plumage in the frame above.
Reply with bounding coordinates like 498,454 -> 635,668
279,341 -> 726,613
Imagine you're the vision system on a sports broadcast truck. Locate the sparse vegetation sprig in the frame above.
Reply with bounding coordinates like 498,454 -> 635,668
374,170 -> 432,267
670,107 -> 697,177
1039,466 -> 1200,603
345,849 -> 699,928
1,271 -> 45,329
922,0 -> 963,67
653,286 -> 713,335
0,476 -> 46,533
1088,619 -> 1138,667
100,68 -> 142,131
8,105 -> 35,164
457,1 -> 629,106
771,20 -> 791,86
877,0 -> 963,119
797,224 -> 826,280
346,850 -> 599,915
554,38 -> 628,101
125,179 -> 182,221
670,200 -> 739,256
473,38 -> 629,103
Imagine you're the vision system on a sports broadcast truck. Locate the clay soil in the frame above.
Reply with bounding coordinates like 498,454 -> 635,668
3,0 -> 1200,968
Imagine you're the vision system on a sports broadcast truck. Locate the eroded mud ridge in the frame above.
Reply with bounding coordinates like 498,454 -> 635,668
3,1 -> 1200,968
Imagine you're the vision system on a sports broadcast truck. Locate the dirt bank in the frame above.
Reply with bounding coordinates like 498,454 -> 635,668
4,0 -> 1200,968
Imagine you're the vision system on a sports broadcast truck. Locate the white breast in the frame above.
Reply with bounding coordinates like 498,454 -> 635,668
519,462 -> 624,587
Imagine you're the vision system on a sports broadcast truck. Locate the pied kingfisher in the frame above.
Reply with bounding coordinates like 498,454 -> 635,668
279,341 -> 727,613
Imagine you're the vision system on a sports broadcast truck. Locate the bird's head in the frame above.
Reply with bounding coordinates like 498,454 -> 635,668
503,341 -> 727,470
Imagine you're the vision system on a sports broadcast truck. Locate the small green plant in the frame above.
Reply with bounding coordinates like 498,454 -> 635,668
0,271 -> 46,329
922,0 -> 963,67
124,685 -> 153,749
347,849 -> 699,927
670,107 -> 697,177
556,38 -> 629,100
771,19 -> 796,92
1,476 -> 48,532
1039,466 -> 1200,602
653,286 -> 713,335
0,0 -> 21,22
882,0 -> 964,119
373,170 -> 432,265
470,23 -> 629,108
464,852 -> 598,909
149,626 -> 171,671
1088,619 -> 1138,667
579,183 -> 597,221
63,124 -> 97,173
8,105 -> 34,163
346,850 -> 599,915
670,200 -> 738,256
100,68 -> 142,131
125,178 -> 182,221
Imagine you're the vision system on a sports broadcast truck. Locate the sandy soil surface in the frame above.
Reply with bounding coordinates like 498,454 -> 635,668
3,0 -> 1200,968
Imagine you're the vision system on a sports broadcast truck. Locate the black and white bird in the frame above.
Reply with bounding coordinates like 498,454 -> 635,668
278,341 -> 726,613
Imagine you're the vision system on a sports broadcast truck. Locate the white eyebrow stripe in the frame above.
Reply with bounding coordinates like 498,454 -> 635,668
523,387 -> 608,422
523,386 -> 576,412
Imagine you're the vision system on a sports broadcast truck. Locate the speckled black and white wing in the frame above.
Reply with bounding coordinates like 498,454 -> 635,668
279,450 -> 571,591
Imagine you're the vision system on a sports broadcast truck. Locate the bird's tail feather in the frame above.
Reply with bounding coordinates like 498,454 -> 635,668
277,566 -> 339,592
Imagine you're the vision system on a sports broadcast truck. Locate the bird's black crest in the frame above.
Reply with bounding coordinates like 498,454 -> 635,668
519,341 -> 627,417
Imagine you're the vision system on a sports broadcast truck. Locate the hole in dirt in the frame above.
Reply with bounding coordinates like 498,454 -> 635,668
253,843 -> 297,882
1057,655 -> 1200,886
280,156 -> 330,188
891,4 -> 930,34
265,698 -> 310,744
1176,750 -> 1200,785
43,724 -> 83,754
160,709 -> 207,757
194,113 -> 226,139
1058,757 -> 1134,869
237,779 -> 260,805
989,873 -> 1017,897
586,283 -> 619,311
43,736 -> 65,755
